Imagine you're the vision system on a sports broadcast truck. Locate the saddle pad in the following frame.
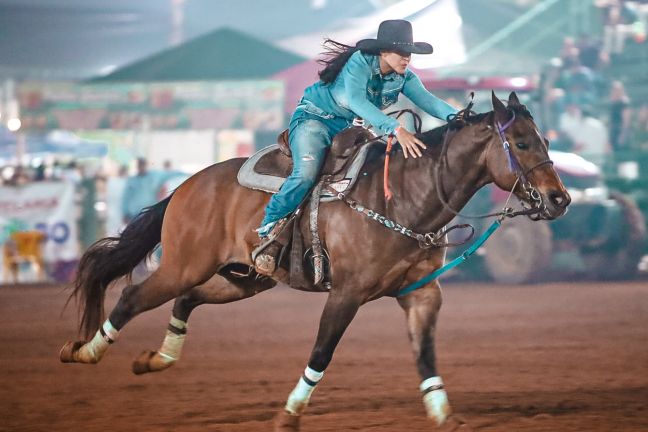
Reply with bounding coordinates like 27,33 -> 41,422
237,145 -> 288,194
237,143 -> 384,202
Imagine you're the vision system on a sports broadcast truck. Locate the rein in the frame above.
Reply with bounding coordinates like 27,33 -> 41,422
394,106 -> 557,296
325,105 -> 471,249
317,104 -> 559,296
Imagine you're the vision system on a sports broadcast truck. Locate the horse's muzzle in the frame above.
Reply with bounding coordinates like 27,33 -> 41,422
540,189 -> 571,220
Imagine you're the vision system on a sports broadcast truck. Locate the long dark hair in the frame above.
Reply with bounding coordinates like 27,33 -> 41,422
318,39 -> 373,84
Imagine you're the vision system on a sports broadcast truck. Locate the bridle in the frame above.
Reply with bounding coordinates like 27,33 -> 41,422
435,106 -> 554,221
496,109 -> 554,220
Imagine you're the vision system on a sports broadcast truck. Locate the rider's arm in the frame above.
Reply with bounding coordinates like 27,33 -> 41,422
343,52 -> 401,135
402,71 -> 458,121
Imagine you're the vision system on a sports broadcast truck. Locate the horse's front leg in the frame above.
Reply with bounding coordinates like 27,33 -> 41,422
397,280 -> 455,427
274,290 -> 362,432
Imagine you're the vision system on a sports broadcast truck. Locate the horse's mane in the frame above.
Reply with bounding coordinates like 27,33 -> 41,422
418,102 -> 533,148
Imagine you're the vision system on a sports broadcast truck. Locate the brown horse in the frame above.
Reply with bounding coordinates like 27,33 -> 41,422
60,92 -> 570,431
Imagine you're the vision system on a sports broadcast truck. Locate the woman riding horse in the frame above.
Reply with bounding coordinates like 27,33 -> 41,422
60,22 -> 571,432
257,19 -> 458,238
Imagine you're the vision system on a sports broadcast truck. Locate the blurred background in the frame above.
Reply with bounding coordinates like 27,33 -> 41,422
0,0 -> 647,284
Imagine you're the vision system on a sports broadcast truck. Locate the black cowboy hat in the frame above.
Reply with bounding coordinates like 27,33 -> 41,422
356,20 -> 433,55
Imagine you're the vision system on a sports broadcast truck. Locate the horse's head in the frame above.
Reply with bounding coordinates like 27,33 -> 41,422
485,91 -> 570,220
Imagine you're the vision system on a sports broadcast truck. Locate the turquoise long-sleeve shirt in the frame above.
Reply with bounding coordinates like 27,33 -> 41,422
302,50 -> 457,134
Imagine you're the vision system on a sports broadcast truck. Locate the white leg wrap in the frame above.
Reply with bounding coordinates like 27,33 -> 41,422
79,320 -> 119,362
158,317 -> 187,363
169,316 -> 187,331
285,366 -> 324,415
420,376 -> 451,426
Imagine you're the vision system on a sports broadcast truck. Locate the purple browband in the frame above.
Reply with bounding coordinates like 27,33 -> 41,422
496,111 -> 524,180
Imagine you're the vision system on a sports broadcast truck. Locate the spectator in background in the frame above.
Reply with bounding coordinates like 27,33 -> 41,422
5,165 -> 29,186
33,163 -> 46,181
163,159 -> 173,171
60,160 -> 82,186
105,165 -> 128,236
576,34 -> 606,70
557,57 -> 597,109
559,104 -> 610,166
78,163 -> 99,249
51,159 -> 63,180
596,0 -> 642,56
608,80 -> 633,151
634,103 -> 648,149
538,59 -> 566,129
576,33 -> 610,97
558,37 -> 580,66
121,157 -> 159,224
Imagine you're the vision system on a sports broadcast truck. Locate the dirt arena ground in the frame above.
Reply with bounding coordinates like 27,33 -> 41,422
0,281 -> 646,432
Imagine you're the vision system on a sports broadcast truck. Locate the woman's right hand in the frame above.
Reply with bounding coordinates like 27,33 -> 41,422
395,127 -> 427,159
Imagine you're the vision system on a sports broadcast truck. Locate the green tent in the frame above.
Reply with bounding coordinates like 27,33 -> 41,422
91,27 -> 306,82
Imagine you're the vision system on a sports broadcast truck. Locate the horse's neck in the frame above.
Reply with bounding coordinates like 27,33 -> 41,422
387,124 -> 492,233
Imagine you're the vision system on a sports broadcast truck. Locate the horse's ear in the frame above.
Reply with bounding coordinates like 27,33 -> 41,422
508,91 -> 521,106
491,90 -> 508,123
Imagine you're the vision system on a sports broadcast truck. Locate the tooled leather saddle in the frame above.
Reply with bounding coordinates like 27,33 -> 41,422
237,126 -> 385,199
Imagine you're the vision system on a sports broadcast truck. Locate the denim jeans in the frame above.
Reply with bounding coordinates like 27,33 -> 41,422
260,105 -> 350,226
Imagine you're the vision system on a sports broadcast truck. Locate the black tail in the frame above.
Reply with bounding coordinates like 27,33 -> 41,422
70,193 -> 174,339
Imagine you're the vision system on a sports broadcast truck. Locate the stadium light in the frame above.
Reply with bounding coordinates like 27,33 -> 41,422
7,117 -> 21,132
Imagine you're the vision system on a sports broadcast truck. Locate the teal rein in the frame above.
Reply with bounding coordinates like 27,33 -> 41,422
395,218 -> 503,297
395,106 -> 530,297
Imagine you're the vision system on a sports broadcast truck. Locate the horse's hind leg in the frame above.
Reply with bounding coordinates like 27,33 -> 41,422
132,273 -> 276,374
60,266 -> 211,364
274,291 -> 362,431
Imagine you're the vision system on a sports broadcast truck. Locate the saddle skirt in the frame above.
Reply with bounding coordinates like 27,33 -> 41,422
237,127 -> 385,201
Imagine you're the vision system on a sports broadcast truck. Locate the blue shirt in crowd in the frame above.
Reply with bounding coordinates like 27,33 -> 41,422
121,172 -> 159,221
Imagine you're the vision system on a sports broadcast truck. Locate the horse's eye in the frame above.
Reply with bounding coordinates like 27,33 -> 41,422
516,142 -> 529,150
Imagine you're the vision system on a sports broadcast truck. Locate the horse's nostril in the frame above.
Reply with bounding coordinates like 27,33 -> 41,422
549,191 -> 569,207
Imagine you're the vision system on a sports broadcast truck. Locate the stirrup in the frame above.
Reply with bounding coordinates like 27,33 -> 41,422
251,218 -> 289,276
254,250 -> 277,276
253,241 -> 282,276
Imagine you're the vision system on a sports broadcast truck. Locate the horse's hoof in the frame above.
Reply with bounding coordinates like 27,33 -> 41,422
132,350 -> 174,375
132,350 -> 156,375
435,415 -> 473,431
273,409 -> 300,432
59,341 -> 84,363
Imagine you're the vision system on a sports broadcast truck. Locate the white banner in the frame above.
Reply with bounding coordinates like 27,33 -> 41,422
0,181 -> 79,263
